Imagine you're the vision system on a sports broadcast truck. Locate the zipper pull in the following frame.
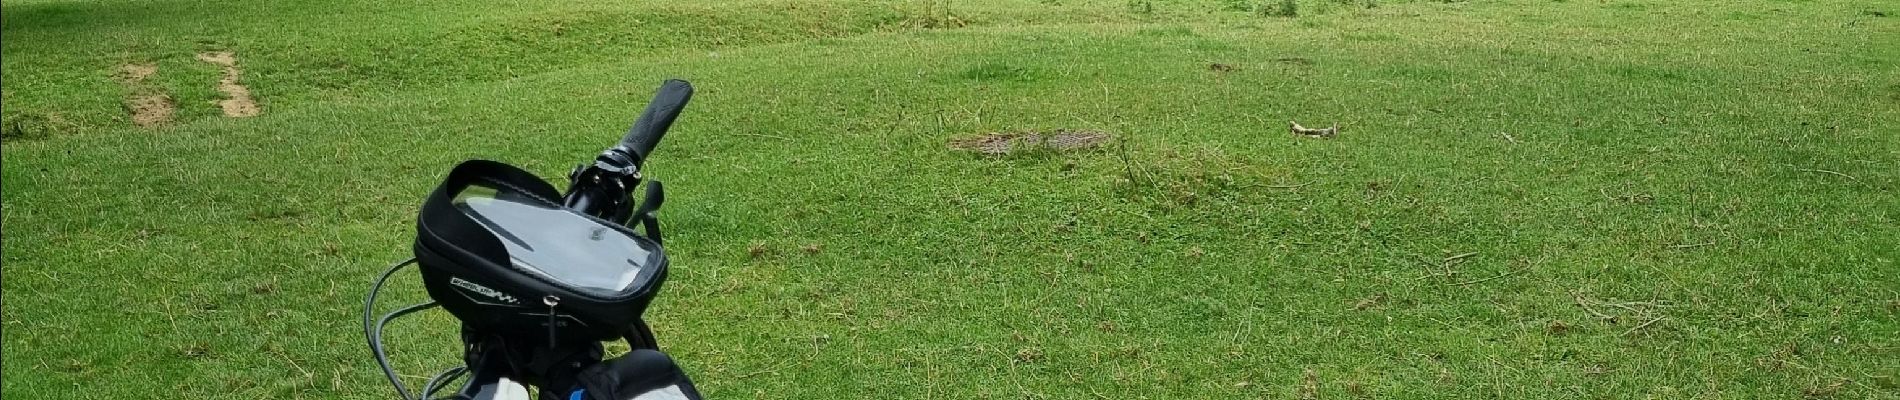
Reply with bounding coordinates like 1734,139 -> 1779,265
543,295 -> 561,349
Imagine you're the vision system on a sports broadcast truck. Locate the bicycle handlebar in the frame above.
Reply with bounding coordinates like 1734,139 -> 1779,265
565,79 -> 692,222
619,79 -> 694,164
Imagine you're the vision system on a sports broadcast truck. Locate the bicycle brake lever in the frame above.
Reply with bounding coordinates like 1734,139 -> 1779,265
633,180 -> 664,245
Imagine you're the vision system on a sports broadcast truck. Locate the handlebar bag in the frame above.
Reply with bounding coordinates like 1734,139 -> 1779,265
412,160 -> 670,343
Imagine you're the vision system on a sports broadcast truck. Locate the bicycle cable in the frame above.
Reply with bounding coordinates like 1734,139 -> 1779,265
364,258 -> 437,400
421,365 -> 468,399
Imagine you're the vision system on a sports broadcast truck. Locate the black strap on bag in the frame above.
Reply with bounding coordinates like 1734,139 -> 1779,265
569,350 -> 704,400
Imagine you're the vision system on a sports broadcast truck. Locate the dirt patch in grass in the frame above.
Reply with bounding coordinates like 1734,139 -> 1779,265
125,94 -> 177,128
195,51 -> 260,118
119,63 -> 158,81
116,62 -> 174,127
4,112 -> 78,140
1273,57 -> 1314,66
948,130 -> 1112,155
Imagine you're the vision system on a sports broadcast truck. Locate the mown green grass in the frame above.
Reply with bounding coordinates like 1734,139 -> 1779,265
5,0 -> 1899,398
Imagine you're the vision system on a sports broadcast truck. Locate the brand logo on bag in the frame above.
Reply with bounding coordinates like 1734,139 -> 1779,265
450,277 -> 518,304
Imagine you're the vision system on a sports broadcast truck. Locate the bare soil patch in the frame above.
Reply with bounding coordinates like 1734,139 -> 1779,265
1273,57 -> 1314,66
948,130 -> 1113,155
116,62 -> 175,127
126,94 -> 177,128
118,63 -> 158,81
195,51 -> 260,118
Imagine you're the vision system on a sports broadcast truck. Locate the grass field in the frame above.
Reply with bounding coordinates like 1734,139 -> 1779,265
4,0 -> 1899,398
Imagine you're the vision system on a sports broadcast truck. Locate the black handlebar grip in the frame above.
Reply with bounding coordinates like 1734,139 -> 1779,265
620,79 -> 694,161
